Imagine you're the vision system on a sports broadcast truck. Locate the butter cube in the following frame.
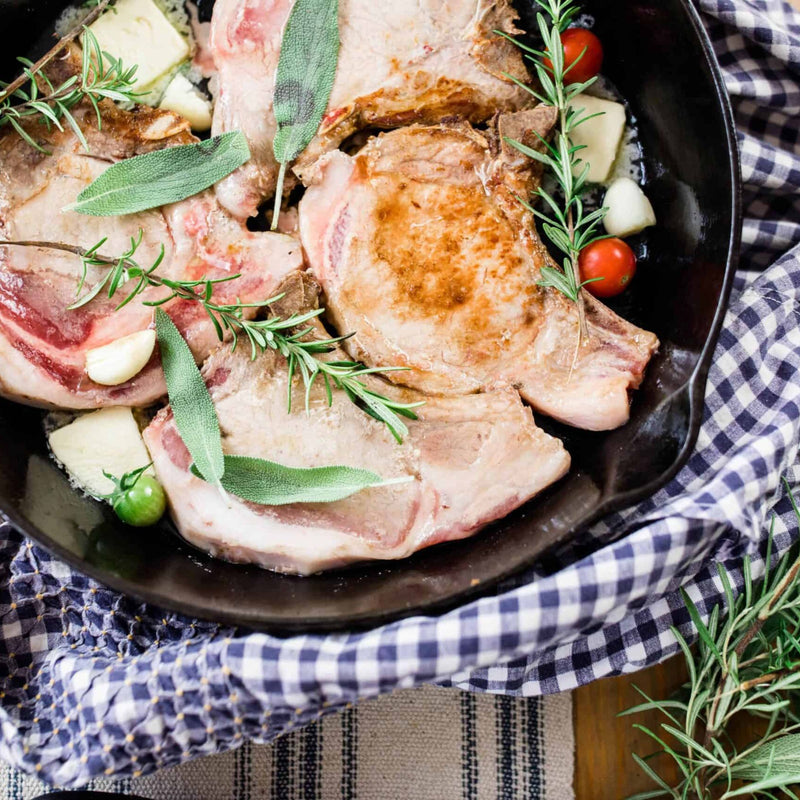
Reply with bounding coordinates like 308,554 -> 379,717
88,0 -> 190,91
49,407 -> 153,497
569,94 -> 627,184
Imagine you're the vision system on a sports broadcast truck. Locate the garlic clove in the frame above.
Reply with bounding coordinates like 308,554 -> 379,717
86,329 -> 156,386
48,407 -> 153,497
159,73 -> 213,132
603,177 -> 657,237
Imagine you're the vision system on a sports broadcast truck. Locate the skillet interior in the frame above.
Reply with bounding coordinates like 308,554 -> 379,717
0,0 -> 740,631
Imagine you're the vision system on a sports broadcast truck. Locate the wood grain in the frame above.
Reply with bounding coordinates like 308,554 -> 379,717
573,657 -> 688,799
573,657 -> 776,798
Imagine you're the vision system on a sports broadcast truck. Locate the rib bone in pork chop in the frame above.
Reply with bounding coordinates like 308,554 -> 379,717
144,282 -> 570,574
0,96 -> 303,409
299,112 -> 660,431
210,0 -> 530,218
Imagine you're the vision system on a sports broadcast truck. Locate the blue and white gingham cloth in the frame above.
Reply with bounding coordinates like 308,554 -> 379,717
0,0 -> 798,786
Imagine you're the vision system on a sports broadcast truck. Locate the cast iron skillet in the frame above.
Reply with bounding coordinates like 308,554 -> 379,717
0,0 -> 740,632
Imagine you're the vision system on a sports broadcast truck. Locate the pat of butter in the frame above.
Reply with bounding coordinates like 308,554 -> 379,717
48,407 -> 153,498
569,94 -> 627,184
88,0 -> 190,91
159,73 -> 212,131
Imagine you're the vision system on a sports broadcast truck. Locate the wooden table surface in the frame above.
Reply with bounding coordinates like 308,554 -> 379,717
572,655 -> 775,798
573,658 -> 689,798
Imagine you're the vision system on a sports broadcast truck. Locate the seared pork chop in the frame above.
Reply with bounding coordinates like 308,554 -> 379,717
299,113 -> 660,431
144,318 -> 570,574
0,101 -> 303,409
210,0 -> 530,218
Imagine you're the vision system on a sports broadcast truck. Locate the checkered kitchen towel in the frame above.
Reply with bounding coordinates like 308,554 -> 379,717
0,0 -> 798,789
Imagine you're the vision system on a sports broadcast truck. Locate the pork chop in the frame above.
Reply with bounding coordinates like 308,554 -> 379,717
210,0 -> 530,218
144,310 -> 570,574
0,95 -> 303,409
299,112 -> 660,431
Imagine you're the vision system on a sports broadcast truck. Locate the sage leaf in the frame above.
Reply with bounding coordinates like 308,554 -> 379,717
66,131 -> 251,216
155,308 -> 224,489
270,0 -> 340,229
193,455 -> 409,506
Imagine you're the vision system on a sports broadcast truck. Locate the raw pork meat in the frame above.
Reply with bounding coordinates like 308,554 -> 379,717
0,83 -> 303,408
299,112 -> 659,431
210,0 -> 531,217
144,279 -> 570,574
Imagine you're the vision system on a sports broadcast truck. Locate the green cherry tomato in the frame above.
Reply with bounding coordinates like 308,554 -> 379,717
111,474 -> 167,527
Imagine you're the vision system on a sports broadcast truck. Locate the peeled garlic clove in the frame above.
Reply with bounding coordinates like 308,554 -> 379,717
86,329 -> 156,386
159,73 -> 213,132
603,177 -> 657,237
48,407 -> 153,497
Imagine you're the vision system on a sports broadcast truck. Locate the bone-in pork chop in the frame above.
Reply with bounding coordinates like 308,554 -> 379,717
0,100 -> 303,409
144,319 -> 570,574
299,112 -> 660,431
210,0 -> 530,218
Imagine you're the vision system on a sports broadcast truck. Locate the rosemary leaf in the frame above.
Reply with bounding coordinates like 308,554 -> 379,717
194,455 -> 409,506
501,0 -> 610,341
0,26 -> 138,155
65,131 -> 251,216
155,308 -> 225,489
625,481 -> 800,800
270,0 -> 340,229
0,234 -> 423,442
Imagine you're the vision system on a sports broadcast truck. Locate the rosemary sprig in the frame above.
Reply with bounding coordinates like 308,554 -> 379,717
501,0 -> 608,341
0,236 -> 421,442
0,0 -> 112,100
0,20 -> 138,153
623,485 -> 800,799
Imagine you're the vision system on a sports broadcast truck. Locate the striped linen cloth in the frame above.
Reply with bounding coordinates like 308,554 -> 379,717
0,687 -> 573,800
0,0 -> 798,791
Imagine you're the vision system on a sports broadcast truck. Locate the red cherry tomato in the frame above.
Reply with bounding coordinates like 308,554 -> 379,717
543,28 -> 604,85
579,238 -> 637,298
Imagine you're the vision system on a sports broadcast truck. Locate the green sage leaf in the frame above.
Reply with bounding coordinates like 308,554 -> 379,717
194,455 -> 408,506
270,0 -> 339,228
155,308 -> 224,489
65,131 -> 251,216
272,0 -> 339,164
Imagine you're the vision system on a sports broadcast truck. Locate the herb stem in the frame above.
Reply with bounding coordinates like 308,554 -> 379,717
701,553 -> 800,749
503,0 -> 606,344
625,487 -> 800,799
562,105 -> 588,344
0,239 -> 88,257
0,23 -> 139,154
0,236 -> 422,442
271,162 -> 287,231
0,0 -> 112,103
